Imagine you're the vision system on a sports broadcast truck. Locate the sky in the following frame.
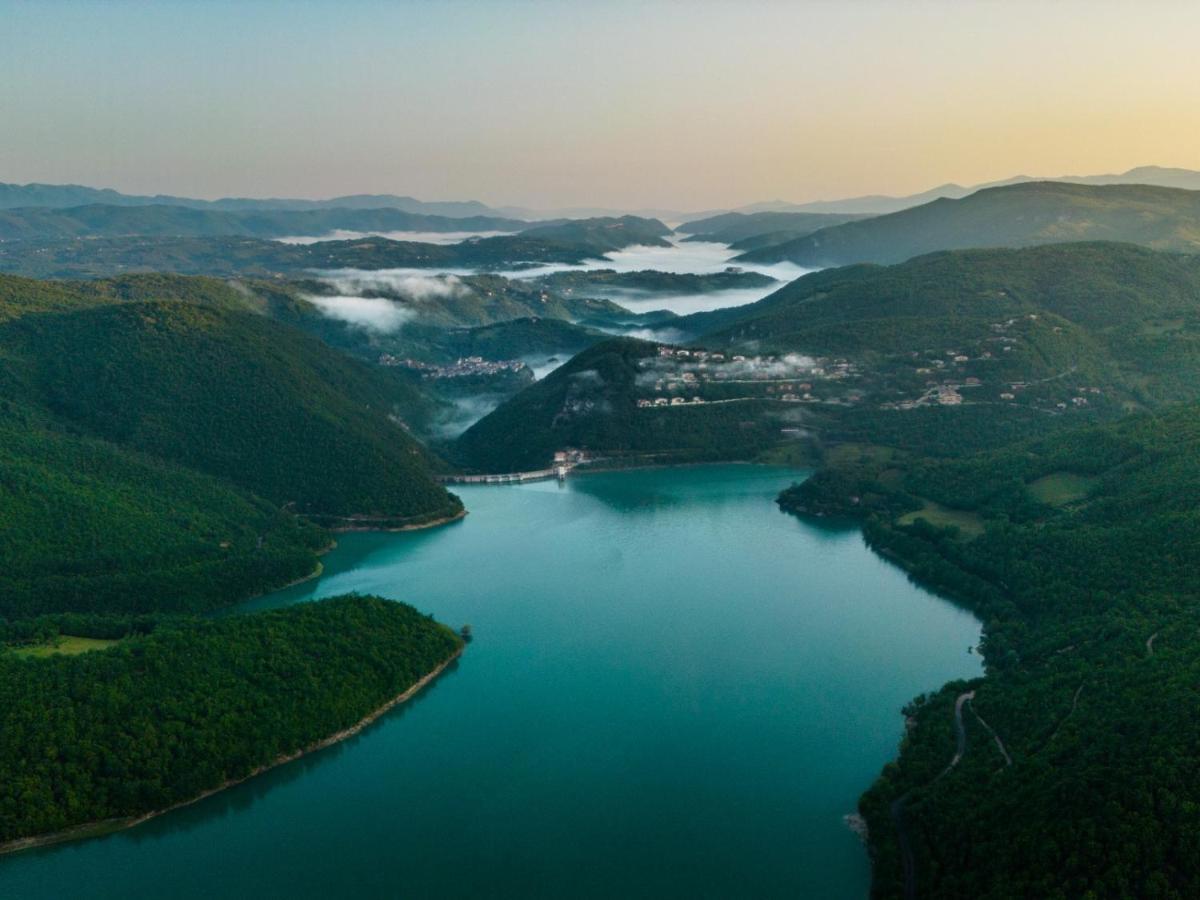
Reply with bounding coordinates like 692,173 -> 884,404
3,0 -> 1200,211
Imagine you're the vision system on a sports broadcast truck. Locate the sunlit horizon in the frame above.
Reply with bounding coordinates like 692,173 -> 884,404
5,0 -> 1200,210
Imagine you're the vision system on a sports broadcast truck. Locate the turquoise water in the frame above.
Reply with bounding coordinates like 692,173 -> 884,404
2,466 -> 980,899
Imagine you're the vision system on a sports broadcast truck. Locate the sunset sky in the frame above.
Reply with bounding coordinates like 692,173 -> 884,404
4,0 -> 1200,210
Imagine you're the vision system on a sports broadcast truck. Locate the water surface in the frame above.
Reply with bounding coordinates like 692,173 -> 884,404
1,466 -> 980,899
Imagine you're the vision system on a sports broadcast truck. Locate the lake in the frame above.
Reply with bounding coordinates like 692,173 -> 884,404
1,466 -> 980,899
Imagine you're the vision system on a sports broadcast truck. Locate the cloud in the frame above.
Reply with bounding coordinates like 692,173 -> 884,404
304,294 -> 415,333
317,270 -> 467,301
431,394 -> 507,438
633,351 -> 818,387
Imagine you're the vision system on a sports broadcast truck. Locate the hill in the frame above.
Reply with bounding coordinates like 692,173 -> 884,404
688,243 -> 1200,399
736,182 -> 1200,267
674,210 -> 869,244
298,271 -> 632,330
454,338 -> 791,471
0,274 -> 467,853
0,406 -> 325,619
0,276 -> 461,526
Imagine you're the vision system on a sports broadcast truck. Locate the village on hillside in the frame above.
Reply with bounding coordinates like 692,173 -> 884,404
379,353 -> 530,379
634,345 -> 861,409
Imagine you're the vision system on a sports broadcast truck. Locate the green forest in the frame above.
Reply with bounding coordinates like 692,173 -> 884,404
0,273 -> 467,848
0,597 -> 462,846
779,405 -> 1200,898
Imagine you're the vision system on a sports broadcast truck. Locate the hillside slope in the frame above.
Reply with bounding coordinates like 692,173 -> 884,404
0,409 -> 325,619
0,280 -> 460,525
675,210 -> 869,244
454,338 -> 788,471
686,243 -> 1200,407
737,182 -> 1200,267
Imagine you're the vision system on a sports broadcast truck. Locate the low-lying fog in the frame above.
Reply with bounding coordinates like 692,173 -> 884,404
503,237 -> 810,315
302,234 -> 814,436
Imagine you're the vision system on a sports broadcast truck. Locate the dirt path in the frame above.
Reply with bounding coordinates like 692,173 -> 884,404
1042,682 -> 1086,750
1146,631 -> 1159,656
968,698 -> 1012,767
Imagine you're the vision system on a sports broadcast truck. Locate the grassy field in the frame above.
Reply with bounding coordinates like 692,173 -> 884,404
1027,472 -> 1099,507
897,499 -> 985,537
11,636 -> 121,658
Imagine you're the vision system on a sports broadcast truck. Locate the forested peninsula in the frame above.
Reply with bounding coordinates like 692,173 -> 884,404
1,597 -> 463,852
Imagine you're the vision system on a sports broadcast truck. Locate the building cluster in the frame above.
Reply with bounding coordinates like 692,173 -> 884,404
637,346 -> 856,408
379,354 -> 528,378
552,449 -> 591,465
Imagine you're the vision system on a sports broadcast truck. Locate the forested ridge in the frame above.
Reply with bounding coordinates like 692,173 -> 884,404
0,278 -> 460,524
0,408 -> 325,619
779,405 -> 1200,898
0,273 -> 465,849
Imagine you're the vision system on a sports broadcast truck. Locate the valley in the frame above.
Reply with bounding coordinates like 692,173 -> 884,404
7,165 -> 1200,899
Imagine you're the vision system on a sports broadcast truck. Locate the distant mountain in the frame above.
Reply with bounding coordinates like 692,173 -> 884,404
453,338 -> 785,472
674,210 -> 872,245
699,239 -> 1198,332
0,203 -> 527,241
735,182 -> 1200,268
0,215 -> 672,278
727,165 -> 1200,216
0,181 -> 502,218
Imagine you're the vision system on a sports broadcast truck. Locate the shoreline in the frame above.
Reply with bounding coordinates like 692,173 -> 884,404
576,458 -> 802,475
239,536 -> 337,603
324,506 -> 467,533
0,646 -> 464,858
454,457 -> 804,482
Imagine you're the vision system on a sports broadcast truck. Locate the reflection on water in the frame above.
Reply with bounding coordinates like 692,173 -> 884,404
3,466 -> 981,900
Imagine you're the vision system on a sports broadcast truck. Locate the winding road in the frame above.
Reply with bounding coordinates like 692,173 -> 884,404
892,691 -> 976,900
